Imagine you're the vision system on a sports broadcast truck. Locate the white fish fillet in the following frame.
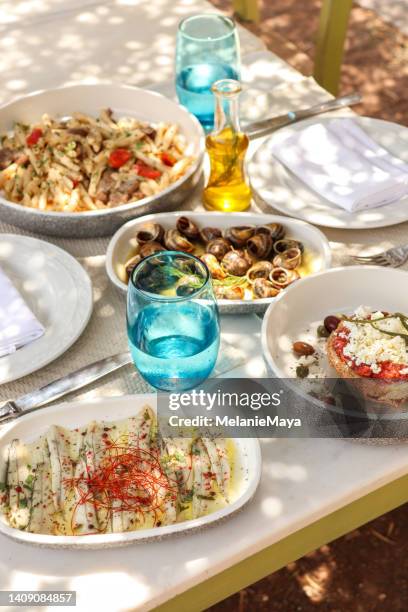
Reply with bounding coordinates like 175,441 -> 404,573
201,437 -> 230,501
7,440 -> 31,530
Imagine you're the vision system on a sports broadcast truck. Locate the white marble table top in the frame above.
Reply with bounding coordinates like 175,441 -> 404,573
1,1 -> 408,611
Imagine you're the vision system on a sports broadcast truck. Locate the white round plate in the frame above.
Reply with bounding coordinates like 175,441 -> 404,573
249,116 -> 408,229
262,266 -> 408,378
106,211 -> 332,314
0,235 -> 92,384
0,395 -> 261,549
0,84 -> 204,237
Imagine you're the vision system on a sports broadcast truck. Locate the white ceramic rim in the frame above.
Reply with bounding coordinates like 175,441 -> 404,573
0,84 -> 205,219
106,211 -> 333,308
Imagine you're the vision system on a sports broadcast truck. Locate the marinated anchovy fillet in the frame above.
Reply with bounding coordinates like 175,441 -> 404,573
0,407 -> 234,536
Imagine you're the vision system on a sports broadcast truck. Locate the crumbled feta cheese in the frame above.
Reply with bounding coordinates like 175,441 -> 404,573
354,305 -> 373,318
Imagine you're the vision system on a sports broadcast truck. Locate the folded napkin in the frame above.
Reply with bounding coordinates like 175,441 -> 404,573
271,118 -> 408,212
0,267 -> 44,357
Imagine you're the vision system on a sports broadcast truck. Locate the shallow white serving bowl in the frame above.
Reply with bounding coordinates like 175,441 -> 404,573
106,211 -> 332,314
262,266 -> 408,378
0,84 -> 204,237
0,395 -> 261,549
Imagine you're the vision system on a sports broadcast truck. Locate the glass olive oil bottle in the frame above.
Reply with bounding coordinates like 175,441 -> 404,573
203,79 -> 251,212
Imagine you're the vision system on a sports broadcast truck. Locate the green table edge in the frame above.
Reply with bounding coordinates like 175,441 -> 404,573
153,471 -> 408,612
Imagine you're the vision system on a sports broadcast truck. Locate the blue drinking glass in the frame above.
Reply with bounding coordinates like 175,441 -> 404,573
175,14 -> 241,131
127,251 -> 220,391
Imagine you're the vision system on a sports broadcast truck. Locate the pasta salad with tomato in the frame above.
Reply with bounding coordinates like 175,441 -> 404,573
0,109 -> 194,212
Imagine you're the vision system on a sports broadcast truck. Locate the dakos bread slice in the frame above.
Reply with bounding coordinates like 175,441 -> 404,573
327,329 -> 408,408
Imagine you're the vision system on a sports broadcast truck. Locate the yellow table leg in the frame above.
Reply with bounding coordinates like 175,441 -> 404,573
314,0 -> 353,96
233,0 -> 260,23
154,471 -> 408,612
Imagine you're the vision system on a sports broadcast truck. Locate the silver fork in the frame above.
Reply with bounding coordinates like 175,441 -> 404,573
353,245 -> 408,267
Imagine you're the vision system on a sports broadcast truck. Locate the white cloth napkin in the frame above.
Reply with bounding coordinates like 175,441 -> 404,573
0,267 -> 44,357
271,118 -> 408,212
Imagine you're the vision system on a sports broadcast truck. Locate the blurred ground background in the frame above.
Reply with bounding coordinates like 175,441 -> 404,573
206,0 -> 408,609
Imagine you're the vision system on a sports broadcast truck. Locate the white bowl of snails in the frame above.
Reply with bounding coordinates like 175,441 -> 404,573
106,211 -> 332,313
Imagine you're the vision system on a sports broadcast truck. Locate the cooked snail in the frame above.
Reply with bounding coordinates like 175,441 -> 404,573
200,253 -> 227,280
255,223 -> 285,241
270,267 -> 300,288
206,237 -> 232,261
200,227 -> 222,243
139,241 -> 165,258
164,229 -> 194,253
246,261 -> 273,283
223,226 -> 255,247
176,216 -> 200,239
246,233 -> 273,259
223,286 -> 246,300
222,250 -> 251,276
125,254 -> 142,276
273,247 -> 302,270
135,223 -> 164,245
273,239 -> 303,254
252,278 -> 280,298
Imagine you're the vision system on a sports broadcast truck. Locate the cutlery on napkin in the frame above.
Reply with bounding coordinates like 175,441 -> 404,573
0,267 -> 44,357
270,118 -> 408,212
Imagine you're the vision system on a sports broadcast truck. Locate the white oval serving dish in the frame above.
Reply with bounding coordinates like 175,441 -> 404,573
106,211 -> 332,314
0,84 -> 205,237
0,395 -> 261,549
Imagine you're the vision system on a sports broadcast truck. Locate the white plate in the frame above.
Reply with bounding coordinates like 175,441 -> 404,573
249,116 -> 408,229
0,395 -> 261,549
0,84 -> 204,237
106,211 -> 332,314
262,266 -> 408,378
0,235 -> 92,383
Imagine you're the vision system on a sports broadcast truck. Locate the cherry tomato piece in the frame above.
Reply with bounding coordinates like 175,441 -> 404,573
161,152 -> 176,167
26,128 -> 43,147
108,148 -> 131,168
134,162 -> 161,179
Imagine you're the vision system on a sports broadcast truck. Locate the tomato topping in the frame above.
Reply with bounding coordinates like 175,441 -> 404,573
71,179 -> 79,188
134,162 -> 161,179
26,128 -> 43,147
161,152 -> 176,167
108,148 -> 131,168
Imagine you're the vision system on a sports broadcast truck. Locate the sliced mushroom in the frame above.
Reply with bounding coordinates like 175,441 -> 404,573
206,237 -> 232,261
135,223 -> 164,245
246,261 -> 273,284
255,223 -> 285,241
223,226 -> 255,247
125,253 -> 142,276
176,216 -> 200,239
273,247 -> 302,270
200,253 -> 227,280
252,278 -> 280,298
200,227 -> 222,243
274,239 -> 303,254
139,241 -> 165,258
222,250 -> 251,276
164,229 -> 194,253
246,233 -> 273,259
270,267 -> 300,288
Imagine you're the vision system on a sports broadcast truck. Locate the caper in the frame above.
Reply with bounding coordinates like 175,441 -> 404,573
296,364 -> 309,378
317,324 -> 330,338
293,341 -> 315,356
324,315 -> 341,333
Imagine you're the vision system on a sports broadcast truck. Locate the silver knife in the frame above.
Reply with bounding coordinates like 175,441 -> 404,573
0,352 -> 133,424
247,92 -> 362,140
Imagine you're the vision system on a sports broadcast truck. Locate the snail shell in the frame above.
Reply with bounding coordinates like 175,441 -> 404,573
139,241 -> 165,259
164,229 -> 194,253
270,267 -> 300,288
176,216 -> 200,240
274,239 -> 304,254
223,226 -> 255,248
222,250 -> 251,276
272,247 -> 302,270
206,237 -> 232,261
246,261 -> 273,284
200,253 -> 227,280
200,227 -> 222,243
255,223 -> 285,241
246,233 -> 273,259
252,278 -> 280,298
135,223 -> 164,245
125,253 -> 142,276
